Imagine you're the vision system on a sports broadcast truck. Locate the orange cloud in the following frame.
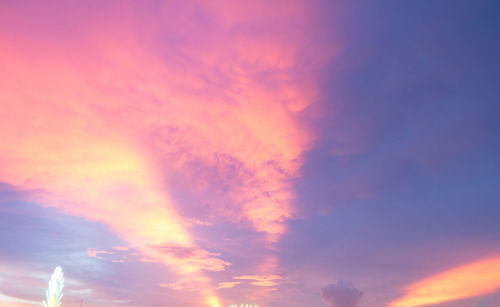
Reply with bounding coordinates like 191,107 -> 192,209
390,255 -> 500,307
233,274 -> 283,287
152,244 -> 231,273
217,282 -> 241,289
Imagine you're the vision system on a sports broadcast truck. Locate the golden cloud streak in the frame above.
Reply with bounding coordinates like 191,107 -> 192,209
391,255 -> 500,307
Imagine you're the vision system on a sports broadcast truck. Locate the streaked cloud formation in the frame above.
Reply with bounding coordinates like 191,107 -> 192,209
86,248 -> 115,259
217,282 -> 241,290
233,274 -> 283,287
391,255 -> 500,307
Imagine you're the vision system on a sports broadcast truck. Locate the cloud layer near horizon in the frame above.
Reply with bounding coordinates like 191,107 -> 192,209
391,256 -> 500,307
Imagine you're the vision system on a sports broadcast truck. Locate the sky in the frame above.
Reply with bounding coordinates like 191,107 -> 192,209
0,1 -> 499,307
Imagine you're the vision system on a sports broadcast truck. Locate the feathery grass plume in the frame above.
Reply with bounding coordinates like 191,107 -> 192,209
43,266 -> 64,307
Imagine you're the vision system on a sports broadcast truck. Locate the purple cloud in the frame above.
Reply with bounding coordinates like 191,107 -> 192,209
321,281 -> 364,307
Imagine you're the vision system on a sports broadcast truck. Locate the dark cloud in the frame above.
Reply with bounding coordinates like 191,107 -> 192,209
321,281 -> 363,307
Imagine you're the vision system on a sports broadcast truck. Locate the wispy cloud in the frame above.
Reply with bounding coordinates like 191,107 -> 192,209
151,244 -> 231,272
233,274 -> 283,287
391,255 -> 500,307
216,282 -> 241,290
86,248 -> 115,259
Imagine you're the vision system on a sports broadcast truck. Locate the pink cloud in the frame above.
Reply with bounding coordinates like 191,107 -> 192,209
0,297 -> 37,307
158,282 -> 186,291
216,282 -> 240,290
86,248 -> 115,259
138,258 -> 161,263
152,244 -> 231,272
233,274 -> 284,287
0,0 -> 336,305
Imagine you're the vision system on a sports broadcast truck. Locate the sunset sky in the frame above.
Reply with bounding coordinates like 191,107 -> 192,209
0,1 -> 499,307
